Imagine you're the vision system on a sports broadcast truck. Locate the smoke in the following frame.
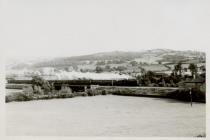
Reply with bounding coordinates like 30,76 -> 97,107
52,71 -> 133,80
7,69 -> 134,80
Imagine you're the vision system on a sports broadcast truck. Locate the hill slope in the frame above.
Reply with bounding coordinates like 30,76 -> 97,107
8,49 -> 205,70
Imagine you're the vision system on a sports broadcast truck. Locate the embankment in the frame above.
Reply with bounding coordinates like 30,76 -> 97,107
91,86 -> 205,103
6,86 -> 205,103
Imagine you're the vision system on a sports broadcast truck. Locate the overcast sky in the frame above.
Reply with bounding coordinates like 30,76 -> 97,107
1,0 -> 210,58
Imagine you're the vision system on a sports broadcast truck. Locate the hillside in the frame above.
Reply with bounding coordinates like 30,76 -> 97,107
7,49 -> 205,71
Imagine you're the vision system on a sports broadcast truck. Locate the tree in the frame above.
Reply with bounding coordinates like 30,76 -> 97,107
174,65 -> 178,76
174,62 -> 182,76
158,61 -> 162,64
140,67 -> 146,76
146,71 -> 155,79
188,63 -> 197,78
184,68 -> 188,72
105,65 -> 111,72
31,75 -> 45,87
31,75 -> 52,93
199,65 -> 206,79
95,66 -> 103,73
200,65 -> 206,72
177,62 -> 182,76
130,61 -> 138,66
161,78 -> 166,87
115,66 -> 127,72
96,61 -> 106,65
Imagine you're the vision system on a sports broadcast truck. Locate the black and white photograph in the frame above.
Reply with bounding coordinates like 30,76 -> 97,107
0,0 -> 209,139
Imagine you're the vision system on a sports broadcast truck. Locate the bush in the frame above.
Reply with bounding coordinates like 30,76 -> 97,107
17,93 -> 33,101
59,85 -> 72,94
87,89 -> 95,96
81,92 -> 88,96
57,92 -> 73,98
196,133 -> 205,137
73,92 -> 87,97
57,85 -> 73,98
23,86 -> 33,95
5,96 -> 10,103
42,81 -> 52,93
6,93 -> 34,102
191,88 -> 206,102
102,90 -> 107,95
112,89 -> 122,95
95,66 -> 103,73
33,85 -> 44,95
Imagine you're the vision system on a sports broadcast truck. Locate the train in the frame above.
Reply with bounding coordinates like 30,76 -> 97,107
7,79 -> 139,92
7,79 -> 139,86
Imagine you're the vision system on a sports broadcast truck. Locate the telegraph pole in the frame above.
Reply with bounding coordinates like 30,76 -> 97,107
189,88 -> 193,107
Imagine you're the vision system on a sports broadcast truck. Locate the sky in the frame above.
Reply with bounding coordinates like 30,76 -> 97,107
1,0 -> 210,58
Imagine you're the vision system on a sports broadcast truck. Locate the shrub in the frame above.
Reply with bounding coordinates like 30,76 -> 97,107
18,93 -> 33,101
23,86 -> 33,95
95,66 -> 103,73
101,90 -> 107,95
6,93 -> 34,102
59,85 -> 72,94
57,92 -> 73,98
112,89 -> 121,95
5,96 -> 10,103
73,92 -> 87,97
191,88 -> 206,102
81,92 -> 88,96
42,81 -> 51,93
57,85 -> 73,98
87,89 -> 95,96
196,133 -> 206,137
33,85 -> 44,95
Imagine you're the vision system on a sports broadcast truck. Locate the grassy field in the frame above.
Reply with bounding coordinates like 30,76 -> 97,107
140,64 -> 169,71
